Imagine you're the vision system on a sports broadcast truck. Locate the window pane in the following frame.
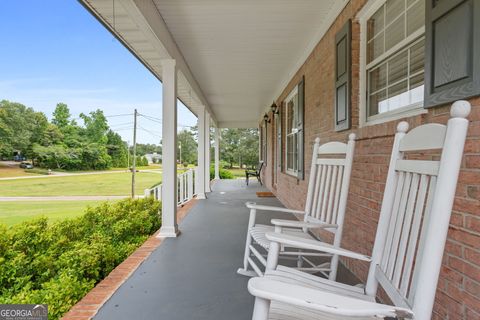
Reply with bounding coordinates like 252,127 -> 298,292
386,0 -> 405,22
287,135 -> 293,170
293,134 -> 298,172
407,0 -> 425,36
385,14 -> 405,51
286,101 -> 294,133
410,39 -> 424,75
369,63 -> 387,93
367,32 -> 384,63
387,80 -> 409,110
368,89 -> 387,116
367,6 -> 385,41
388,51 -> 408,85
409,74 -> 424,104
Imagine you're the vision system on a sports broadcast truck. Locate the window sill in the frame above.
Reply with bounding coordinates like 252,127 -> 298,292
361,106 -> 427,128
285,170 -> 298,178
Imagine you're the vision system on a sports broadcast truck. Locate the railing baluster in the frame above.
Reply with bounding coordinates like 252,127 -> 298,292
144,168 -> 197,206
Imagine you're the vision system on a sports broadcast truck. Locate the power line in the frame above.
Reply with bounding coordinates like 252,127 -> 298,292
110,127 -> 133,131
138,114 -> 162,124
138,127 -> 162,138
105,113 -> 133,118
138,125 -> 161,134
109,121 -> 133,127
138,113 -> 162,121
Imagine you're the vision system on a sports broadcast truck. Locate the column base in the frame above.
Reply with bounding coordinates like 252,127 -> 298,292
196,193 -> 207,199
157,226 -> 180,238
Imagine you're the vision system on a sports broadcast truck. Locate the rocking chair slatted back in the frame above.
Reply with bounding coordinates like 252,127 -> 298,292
365,101 -> 471,320
302,134 -> 355,281
304,134 -> 355,229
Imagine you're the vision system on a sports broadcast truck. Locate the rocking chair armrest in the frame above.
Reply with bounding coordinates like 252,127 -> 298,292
270,219 -> 337,230
245,202 -> 305,215
265,232 -> 371,262
248,277 -> 413,318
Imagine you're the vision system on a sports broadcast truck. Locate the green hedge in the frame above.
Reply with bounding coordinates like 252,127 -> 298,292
0,198 -> 161,319
209,166 -> 234,180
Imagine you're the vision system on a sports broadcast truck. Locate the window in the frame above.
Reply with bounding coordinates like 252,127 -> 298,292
361,0 -> 426,124
285,86 -> 299,176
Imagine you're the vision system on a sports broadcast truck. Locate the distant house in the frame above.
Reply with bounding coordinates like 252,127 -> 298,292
144,153 -> 161,164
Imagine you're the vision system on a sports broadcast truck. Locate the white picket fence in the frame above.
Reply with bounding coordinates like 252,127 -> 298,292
144,167 -> 198,206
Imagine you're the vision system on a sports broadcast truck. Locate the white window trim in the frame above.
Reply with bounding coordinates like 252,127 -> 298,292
357,0 -> 427,128
284,86 -> 299,177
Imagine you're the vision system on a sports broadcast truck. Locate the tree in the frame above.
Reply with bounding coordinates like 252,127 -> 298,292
106,130 -> 128,168
219,128 -> 258,168
79,109 -> 109,144
0,100 -> 50,158
177,129 -> 197,165
238,128 -> 259,168
134,143 -> 160,156
52,103 -> 72,129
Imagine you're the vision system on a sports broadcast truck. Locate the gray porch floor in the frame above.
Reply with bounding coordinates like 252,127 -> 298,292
94,179 -> 289,320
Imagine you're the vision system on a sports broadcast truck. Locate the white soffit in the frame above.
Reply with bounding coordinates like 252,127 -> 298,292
80,0 -> 348,128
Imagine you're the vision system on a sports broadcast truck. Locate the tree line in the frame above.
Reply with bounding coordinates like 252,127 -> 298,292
175,126 -> 259,169
0,99 -> 259,171
0,100 -> 135,170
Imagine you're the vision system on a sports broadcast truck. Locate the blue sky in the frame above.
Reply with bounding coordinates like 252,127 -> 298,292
0,0 -> 197,144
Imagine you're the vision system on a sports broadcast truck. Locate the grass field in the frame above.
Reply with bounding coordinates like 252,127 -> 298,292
228,168 -> 246,178
0,163 -> 42,178
0,201 -> 107,226
0,172 -> 162,197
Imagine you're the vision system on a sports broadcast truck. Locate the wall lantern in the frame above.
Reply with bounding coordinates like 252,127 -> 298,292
270,102 -> 279,115
263,113 -> 271,123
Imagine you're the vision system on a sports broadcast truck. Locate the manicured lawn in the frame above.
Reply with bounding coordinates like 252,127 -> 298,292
0,172 -> 161,196
0,201 -> 106,226
228,168 -> 247,178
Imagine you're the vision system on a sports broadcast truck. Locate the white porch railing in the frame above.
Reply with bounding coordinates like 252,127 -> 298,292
144,167 -> 198,206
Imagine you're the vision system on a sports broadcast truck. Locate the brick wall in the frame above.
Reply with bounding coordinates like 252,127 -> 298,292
261,1 -> 480,318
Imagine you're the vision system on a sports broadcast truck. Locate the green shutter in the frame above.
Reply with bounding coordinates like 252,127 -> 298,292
334,19 -> 351,131
297,76 -> 305,180
425,0 -> 480,107
276,109 -> 282,174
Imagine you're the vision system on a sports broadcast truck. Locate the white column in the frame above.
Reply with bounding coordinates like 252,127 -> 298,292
204,114 -> 211,192
214,127 -> 220,180
196,106 -> 207,199
158,59 -> 179,238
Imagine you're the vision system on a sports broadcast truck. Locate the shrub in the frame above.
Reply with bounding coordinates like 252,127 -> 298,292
0,198 -> 161,319
210,166 -> 234,180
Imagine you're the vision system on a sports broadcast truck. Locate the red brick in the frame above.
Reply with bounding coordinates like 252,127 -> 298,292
260,0 -> 480,317
449,256 -> 480,282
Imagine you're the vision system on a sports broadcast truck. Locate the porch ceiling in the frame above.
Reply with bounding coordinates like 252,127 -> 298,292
80,0 -> 348,128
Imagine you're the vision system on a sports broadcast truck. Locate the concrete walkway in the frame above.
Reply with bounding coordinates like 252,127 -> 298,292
93,179 -> 288,320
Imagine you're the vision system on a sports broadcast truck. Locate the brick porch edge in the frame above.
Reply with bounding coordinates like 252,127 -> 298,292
61,199 -> 198,320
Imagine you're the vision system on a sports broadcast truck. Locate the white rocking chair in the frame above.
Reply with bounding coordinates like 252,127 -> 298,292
247,101 -> 471,320
238,133 -> 356,279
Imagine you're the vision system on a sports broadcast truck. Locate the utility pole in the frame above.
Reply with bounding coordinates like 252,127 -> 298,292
131,109 -> 137,198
